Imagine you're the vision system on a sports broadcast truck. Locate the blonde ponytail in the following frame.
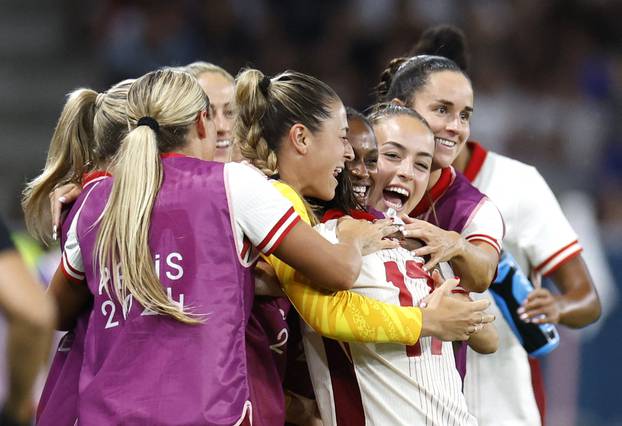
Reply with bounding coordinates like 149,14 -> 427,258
95,69 -> 209,325
22,89 -> 97,243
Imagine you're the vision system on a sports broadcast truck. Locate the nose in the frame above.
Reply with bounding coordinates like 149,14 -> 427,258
214,110 -> 227,134
397,160 -> 415,181
446,114 -> 465,135
349,160 -> 369,178
343,141 -> 354,162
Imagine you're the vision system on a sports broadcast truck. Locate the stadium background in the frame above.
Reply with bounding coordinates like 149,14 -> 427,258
0,0 -> 620,424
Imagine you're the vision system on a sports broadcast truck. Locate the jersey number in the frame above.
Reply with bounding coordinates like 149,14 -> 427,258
384,261 -> 442,357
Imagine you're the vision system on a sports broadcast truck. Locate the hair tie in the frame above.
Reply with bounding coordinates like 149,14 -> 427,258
259,75 -> 271,96
137,116 -> 160,133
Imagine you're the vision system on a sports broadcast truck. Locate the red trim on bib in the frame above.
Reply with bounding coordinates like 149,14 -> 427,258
410,167 -> 454,217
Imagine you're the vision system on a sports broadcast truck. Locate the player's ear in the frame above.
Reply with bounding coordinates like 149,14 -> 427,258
288,124 -> 310,155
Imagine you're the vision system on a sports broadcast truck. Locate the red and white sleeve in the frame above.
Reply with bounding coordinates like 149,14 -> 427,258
226,162 -> 300,256
517,167 -> 582,276
462,198 -> 504,256
61,213 -> 85,284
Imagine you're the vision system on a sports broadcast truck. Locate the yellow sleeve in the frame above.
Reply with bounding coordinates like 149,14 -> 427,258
265,181 -> 423,345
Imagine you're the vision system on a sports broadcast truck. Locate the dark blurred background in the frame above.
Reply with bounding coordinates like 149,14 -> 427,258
0,0 -> 621,424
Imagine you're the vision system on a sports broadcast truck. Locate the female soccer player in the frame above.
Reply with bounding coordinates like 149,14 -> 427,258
377,55 -> 504,294
306,104 -> 495,426
28,79 -> 135,426
377,54 -> 506,379
234,69 -> 494,425
185,61 -> 236,162
342,108 -> 500,359
412,24 -> 601,425
47,68 -> 392,425
344,107 -> 378,208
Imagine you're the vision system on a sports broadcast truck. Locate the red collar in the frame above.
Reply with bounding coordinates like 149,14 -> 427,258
462,141 -> 488,183
160,152 -> 188,159
81,170 -> 111,187
322,209 -> 379,223
410,167 -> 454,217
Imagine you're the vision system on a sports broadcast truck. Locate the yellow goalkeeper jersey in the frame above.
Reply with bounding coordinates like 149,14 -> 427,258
265,181 -> 423,345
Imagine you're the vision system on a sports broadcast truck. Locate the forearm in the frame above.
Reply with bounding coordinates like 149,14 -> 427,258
313,242 -> 362,291
555,285 -> 601,328
284,278 -> 422,345
272,223 -> 362,291
450,239 -> 498,293
48,267 -> 91,331
467,323 -> 498,354
550,256 -> 601,328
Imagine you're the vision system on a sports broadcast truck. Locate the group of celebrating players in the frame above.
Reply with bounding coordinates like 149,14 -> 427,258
20,25 -> 600,426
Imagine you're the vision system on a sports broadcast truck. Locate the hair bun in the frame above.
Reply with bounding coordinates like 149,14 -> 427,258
410,25 -> 469,71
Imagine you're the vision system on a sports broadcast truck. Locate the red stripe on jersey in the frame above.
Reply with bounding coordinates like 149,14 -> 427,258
410,167 -> 454,217
63,251 -> 83,277
534,240 -> 579,272
542,248 -> 583,277
160,152 -> 188,159
81,170 -> 111,186
257,207 -> 296,252
60,260 -> 84,285
466,236 -> 501,255
240,237 -> 251,260
462,141 -> 488,182
323,339 -> 365,426
264,215 -> 301,256
529,357 -> 546,426
321,208 -> 379,223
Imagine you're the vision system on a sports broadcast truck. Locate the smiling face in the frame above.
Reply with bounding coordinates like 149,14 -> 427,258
407,70 -> 473,170
368,114 -> 435,214
197,71 -> 235,162
346,117 -> 378,207
302,101 -> 349,200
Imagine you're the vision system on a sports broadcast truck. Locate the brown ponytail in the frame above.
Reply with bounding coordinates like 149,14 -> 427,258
375,57 -> 409,102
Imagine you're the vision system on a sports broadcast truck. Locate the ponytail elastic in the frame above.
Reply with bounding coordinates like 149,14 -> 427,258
137,116 -> 160,133
259,75 -> 271,97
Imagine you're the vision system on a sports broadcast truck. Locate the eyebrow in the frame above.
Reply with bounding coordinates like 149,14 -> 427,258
436,98 -> 474,112
381,141 -> 407,151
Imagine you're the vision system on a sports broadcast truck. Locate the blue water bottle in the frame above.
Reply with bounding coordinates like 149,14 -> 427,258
489,251 -> 560,358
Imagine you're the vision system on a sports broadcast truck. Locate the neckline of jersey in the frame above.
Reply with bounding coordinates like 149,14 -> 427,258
462,141 -> 488,183
409,166 -> 455,217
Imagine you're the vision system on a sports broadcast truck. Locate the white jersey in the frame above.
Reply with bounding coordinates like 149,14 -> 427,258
462,143 -> 582,426
303,219 -> 476,426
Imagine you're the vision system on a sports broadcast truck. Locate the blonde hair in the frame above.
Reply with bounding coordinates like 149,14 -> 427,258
22,80 -> 132,244
184,61 -> 234,82
95,69 -> 208,324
